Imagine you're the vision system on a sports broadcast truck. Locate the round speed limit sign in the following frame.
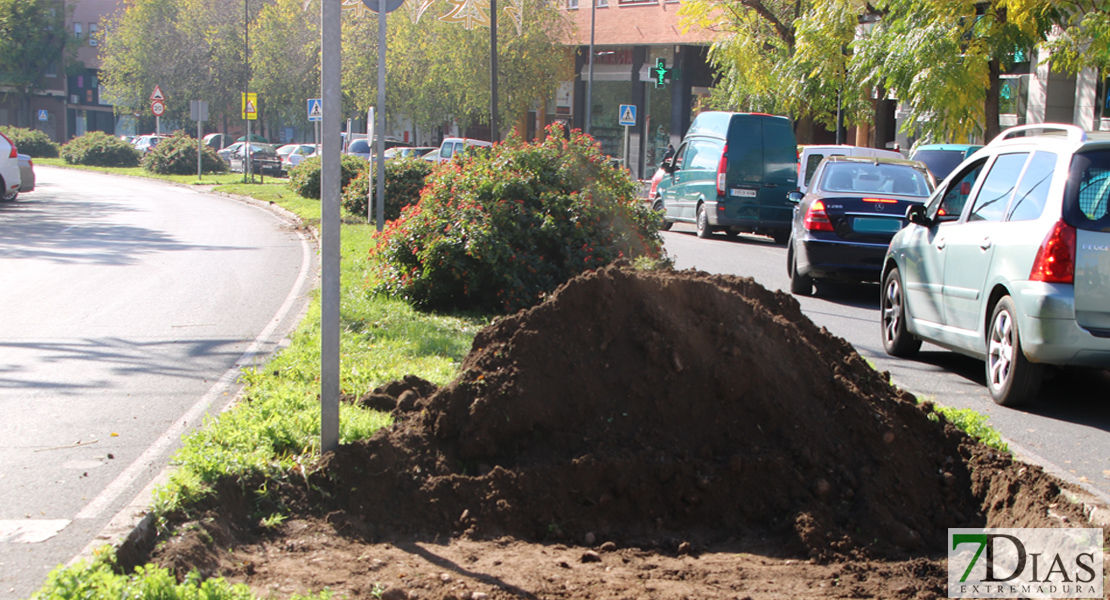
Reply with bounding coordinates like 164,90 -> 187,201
151,100 -> 165,117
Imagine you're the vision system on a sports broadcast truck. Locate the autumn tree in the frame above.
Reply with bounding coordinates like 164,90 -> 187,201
0,0 -> 70,127
251,0 -> 320,129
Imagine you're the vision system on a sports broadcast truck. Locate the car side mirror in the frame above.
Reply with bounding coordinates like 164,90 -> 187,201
906,204 -> 931,227
787,191 -> 804,204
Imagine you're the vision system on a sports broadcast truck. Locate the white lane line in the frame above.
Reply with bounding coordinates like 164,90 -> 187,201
73,226 -> 314,521
0,520 -> 71,543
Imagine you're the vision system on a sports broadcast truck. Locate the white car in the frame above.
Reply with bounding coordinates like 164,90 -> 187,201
0,132 -> 22,201
432,137 -> 493,164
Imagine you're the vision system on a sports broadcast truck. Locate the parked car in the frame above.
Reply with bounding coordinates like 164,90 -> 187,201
654,112 -> 798,242
786,155 -> 933,296
0,132 -> 20,201
218,142 -> 245,165
345,136 -> 410,159
132,134 -> 168,154
432,137 -> 493,164
385,146 -> 436,160
881,123 -> 1110,407
203,133 -> 233,151
277,143 -> 316,173
17,154 -> 34,194
228,143 -> 282,175
797,145 -> 905,193
421,148 -> 441,163
908,143 -> 982,181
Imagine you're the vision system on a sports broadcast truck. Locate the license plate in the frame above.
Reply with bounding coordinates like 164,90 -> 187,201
853,217 -> 902,234
730,188 -> 757,198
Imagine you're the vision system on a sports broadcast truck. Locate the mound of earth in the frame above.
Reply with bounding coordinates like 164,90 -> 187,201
144,265 -> 1103,600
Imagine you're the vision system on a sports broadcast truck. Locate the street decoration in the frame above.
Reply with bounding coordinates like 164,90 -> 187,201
439,0 -> 489,30
504,0 -> 522,35
405,0 -> 436,24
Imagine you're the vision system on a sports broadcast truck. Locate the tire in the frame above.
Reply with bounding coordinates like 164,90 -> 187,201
789,244 -> 814,296
1,190 -> 17,202
880,267 -> 921,357
696,204 -> 712,239
654,199 -> 672,231
986,296 -> 1043,407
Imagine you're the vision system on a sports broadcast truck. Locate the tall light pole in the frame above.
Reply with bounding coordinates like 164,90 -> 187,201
585,0 -> 595,134
490,0 -> 498,142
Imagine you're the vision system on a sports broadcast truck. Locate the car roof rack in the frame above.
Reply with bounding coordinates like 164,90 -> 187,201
989,123 -> 1087,146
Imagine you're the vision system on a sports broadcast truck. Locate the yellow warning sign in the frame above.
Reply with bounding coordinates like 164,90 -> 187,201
241,92 -> 258,120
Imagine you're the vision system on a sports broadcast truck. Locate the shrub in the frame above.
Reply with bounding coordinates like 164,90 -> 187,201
369,124 -> 664,314
61,131 -> 140,167
0,126 -> 59,158
142,132 -> 228,175
342,158 -> 433,220
287,154 -> 365,199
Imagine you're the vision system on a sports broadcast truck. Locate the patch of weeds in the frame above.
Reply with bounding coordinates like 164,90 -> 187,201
259,513 -> 288,529
928,406 -> 1009,452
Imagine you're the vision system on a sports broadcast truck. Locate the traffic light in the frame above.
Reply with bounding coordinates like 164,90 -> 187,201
653,59 -> 670,89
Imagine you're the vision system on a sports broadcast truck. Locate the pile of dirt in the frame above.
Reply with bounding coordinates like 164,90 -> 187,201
146,265 -> 1101,599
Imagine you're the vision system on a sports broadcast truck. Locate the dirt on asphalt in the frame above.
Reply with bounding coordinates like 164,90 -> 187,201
142,265 -> 1107,599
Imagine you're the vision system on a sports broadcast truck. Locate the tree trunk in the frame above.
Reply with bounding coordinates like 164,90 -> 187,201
985,59 -> 1001,142
794,113 -> 815,145
19,92 -> 31,129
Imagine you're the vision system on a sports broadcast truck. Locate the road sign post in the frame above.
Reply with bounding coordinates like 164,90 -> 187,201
191,100 -> 209,180
619,104 -> 636,169
151,86 -> 166,135
242,92 -> 258,181
308,98 -> 323,159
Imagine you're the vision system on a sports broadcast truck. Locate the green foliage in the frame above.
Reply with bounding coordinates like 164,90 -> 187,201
287,154 -> 366,199
929,406 -> 1009,452
141,132 -> 229,175
369,125 -> 665,314
0,0 -> 70,127
60,131 -> 141,167
0,126 -> 59,157
342,158 -> 433,219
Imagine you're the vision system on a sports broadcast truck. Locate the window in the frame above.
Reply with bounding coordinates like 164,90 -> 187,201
89,23 -> 98,46
1008,151 -> 1057,221
968,153 -> 1028,222
934,159 -> 986,220
596,0 -> 607,7
74,22 -> 82,40
46,62 -> 57,77
686,141 -> 722,171
804,154 -> 826,187
566,0 -> 578,9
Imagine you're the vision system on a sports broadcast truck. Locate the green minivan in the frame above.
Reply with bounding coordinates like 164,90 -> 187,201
653,112 -> 797,243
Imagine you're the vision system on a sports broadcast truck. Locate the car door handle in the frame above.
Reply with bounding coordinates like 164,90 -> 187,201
764,183 -> 777,188
979,238 -> 992,250
937,239 -> 947,250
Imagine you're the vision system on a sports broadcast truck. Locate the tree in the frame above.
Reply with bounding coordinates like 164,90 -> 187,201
250,0 -> 319,131
0,0 -> 69,127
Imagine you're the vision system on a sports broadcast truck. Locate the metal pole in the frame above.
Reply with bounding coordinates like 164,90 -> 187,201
197,117 -> 202,179
376,0 -> 386,232
320,0 -> 341,454
490,0 -> 498,142
368,106 -> 374,225
245,0 -> 252,181
586,0 -> 595,134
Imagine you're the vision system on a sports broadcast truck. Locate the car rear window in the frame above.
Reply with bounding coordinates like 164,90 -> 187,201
912,149 -> 966,181
349,139 -> 370,153
1064,150 -> 1110,231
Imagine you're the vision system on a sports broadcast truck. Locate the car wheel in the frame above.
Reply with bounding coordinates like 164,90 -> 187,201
654,198 -> 672,231
789,245 -> 813,296
986,296 -> 1044,407
696,204 -> 712,239
880,267 -> 922,358
1,189 -> 17,202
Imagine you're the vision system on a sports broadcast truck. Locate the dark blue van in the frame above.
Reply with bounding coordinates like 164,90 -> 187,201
653,112 -> 797,243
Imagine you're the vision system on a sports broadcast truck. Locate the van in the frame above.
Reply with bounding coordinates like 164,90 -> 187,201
434,137 -> 493,164
797,145 -> 904,193
654,112 -> 797,243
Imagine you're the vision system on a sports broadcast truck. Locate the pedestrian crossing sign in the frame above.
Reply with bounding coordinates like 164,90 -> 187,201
37,110 -> 48,122
242,92 -> 258,120
307,98 -> 322,122
619,104 -> 636,127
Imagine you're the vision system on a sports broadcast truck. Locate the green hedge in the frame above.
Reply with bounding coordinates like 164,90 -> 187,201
142,132 -> 228,175
60,131 -> 140,167
369,125 -> 665,314
0,126 -> 59,158
342,158 -> 433,220
287,155 -> 365,199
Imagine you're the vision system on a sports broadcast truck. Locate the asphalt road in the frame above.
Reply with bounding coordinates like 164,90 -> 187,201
0,167 -> 316,599
662,223 -> 1110,504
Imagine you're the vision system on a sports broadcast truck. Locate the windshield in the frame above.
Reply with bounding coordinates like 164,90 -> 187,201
912,150 -> 968,181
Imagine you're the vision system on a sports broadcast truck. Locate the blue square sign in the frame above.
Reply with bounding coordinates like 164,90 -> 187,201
307,98 -> 322,122
619,104 -> 636,126
37,110 -> 48,122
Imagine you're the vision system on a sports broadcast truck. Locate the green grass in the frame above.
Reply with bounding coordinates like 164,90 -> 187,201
29,163 -> 487,600
929,406 -> 1010,452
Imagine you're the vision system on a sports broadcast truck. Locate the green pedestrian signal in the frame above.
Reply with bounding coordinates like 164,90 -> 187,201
653,59 -> 670,89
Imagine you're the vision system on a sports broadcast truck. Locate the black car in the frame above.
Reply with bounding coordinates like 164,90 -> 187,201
228,143 -> 282,176
786,155 -> 933,296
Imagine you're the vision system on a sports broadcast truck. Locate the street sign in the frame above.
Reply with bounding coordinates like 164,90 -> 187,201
307,98 -> 322,122
242,92 -> 258,120
190,100 -> 208,122
619,104 -> 636,127
362,0 -> 405,12
37,110 -> 48,122
150,85 -> 165,101
151,100 -> 165,117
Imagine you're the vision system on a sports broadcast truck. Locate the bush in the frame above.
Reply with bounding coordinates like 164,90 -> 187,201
342,158 -> 433,220
0,126 -> 59,158
287,154 -> 365,199
142,132 -> 228,175
61,131 -> 140,167
369,124 -> 664,314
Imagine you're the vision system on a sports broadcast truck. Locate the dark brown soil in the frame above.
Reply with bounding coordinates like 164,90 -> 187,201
145,265 -> 1104,599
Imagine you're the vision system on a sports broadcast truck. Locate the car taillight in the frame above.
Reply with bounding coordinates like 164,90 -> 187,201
1029,219 -> 1076,284
0,132 -> 15,158
717,143 -> 728,197
804,200 -> 835,232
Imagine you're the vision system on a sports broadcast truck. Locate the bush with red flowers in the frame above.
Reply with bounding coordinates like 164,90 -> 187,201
369,124 -> 664,314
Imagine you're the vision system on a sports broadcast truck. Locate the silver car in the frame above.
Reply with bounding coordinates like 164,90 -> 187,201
881,124 -> 1110,407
